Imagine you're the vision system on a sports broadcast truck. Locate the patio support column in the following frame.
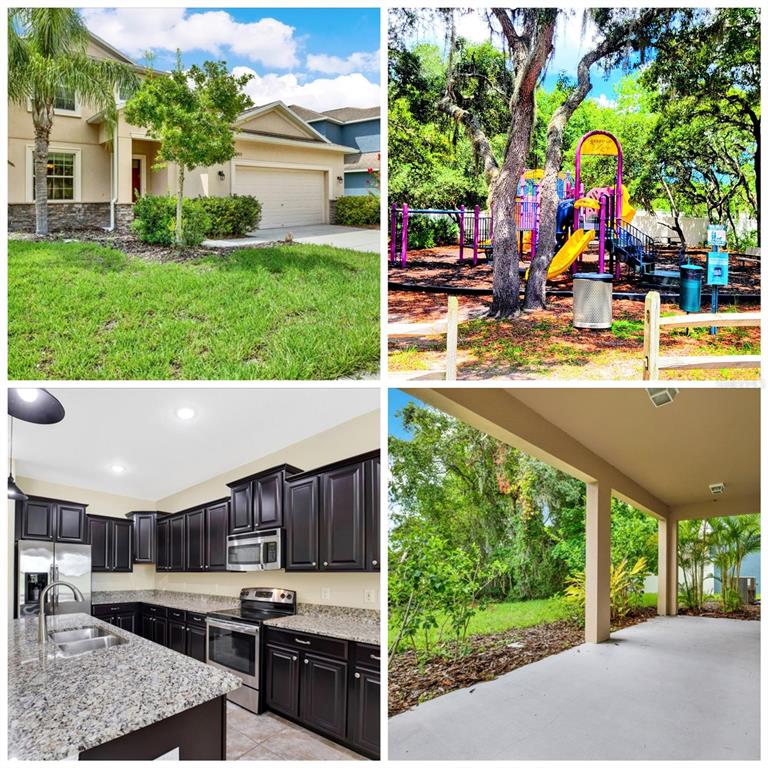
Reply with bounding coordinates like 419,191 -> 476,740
657,517 -> 678,616
585,481 -> 611,643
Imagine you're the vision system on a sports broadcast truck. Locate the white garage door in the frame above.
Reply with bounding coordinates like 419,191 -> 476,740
233,166 -> 326,228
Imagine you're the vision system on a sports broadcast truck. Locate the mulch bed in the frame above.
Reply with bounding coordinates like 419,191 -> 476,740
388,245 -> 760,296
9,229 -> 281,263
388,608 -> 657,717
679,602 -> 760,621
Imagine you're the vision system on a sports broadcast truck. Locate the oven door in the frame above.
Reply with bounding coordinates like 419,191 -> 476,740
206,618 -> 260,689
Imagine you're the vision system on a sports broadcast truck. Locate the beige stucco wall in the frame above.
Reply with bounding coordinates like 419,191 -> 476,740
10,411 -> 381,610
239,111 -> 312,140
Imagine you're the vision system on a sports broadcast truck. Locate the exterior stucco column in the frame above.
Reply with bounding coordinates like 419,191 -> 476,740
585,481 -> 611,643
657,517 -> 678,616
117,136 -> 134,204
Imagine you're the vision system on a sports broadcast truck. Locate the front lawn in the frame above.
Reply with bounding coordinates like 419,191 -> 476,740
9,240 -> 379,379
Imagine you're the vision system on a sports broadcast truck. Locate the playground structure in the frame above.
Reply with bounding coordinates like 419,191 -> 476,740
390,130 -> 677,285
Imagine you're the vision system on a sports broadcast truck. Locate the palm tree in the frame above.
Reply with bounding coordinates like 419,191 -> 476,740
709,514 -> 760,610
8,8 -> 138,234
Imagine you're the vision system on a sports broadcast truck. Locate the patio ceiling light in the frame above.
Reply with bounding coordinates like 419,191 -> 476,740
646,388 -> 679,407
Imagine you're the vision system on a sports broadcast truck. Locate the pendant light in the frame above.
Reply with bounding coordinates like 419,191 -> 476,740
7,416 -> 27,501
8,388 -> 65,424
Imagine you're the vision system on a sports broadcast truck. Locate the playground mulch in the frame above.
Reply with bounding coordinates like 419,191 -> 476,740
388,245 -> 761,296
389,608 -> 657,717
388,290 -> 761,380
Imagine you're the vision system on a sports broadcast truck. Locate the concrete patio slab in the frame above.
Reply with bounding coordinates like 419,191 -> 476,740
204,224 -> 379,253
389,616 -> 760,761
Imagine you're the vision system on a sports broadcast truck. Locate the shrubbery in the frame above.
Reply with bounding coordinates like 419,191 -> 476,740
335,194 -> 380,227
131,194 -> 261,246
406,214 -> 459,249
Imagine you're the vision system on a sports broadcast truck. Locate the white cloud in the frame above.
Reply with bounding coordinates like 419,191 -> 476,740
81,8 -> 299,68
306,50 -> 379,75
593,94 -> 617,109
233,67 -> 380,112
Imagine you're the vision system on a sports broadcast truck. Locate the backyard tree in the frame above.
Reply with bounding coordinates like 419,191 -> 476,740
525,8 -> 669,311
124,54 -> 253,245
7,8 -> 138,235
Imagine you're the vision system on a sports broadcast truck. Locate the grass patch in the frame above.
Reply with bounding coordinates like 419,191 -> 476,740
388,595 -> 575,650
9,240 -> 379,379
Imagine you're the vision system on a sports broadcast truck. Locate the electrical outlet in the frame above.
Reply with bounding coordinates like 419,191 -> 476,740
364,588 -> 376,604
321,587 -> 331,601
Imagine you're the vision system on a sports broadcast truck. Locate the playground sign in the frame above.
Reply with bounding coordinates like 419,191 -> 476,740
707,250 -> 729,286
580,133 -> 619,156
706,224 -> 727,247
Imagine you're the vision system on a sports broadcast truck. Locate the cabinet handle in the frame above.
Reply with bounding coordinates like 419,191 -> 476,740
371,654 -> 380,661
295,638 -> 311,645
354,672 -> 361,679
304,659 -> 309,664
292,656 -> 297,662
323,561 -> 328,567
372,560 -> 378,566
311,562 -> 317,566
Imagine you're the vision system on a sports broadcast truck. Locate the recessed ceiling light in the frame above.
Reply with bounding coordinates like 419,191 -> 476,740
176,407 -> 196,420
647,388 -> 679,407
16,389 -> 41,403
111,464 -> 126,474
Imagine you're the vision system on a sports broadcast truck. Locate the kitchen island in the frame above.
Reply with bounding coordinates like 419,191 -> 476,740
8,612 -> 240,760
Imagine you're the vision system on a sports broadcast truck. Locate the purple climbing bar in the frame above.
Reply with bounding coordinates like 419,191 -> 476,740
459,204 -> 465,262
473,205 -> 480,267
400,203 -> 409,268
390,204 -> 397,263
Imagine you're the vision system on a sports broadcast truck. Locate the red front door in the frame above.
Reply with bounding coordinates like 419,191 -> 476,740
132,159 -> 141,202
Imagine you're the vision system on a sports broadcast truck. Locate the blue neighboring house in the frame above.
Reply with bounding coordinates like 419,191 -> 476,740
290,105 -> 380,197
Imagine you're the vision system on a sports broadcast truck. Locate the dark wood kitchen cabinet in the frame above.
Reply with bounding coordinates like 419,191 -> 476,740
263,627 -> 380,758
156,517 -> 170,571
87,515 -> 133,572
168,619 -> 187,654
300,653 -> 348,739
92,603 -> 139,634
141,609 -> 168,646
365,457 -> 380,571
169,514 -> 186,571
183,500 -> 229,572
227,464 -> 303,535
265,643 -> 300,718
186,623 -> 207,662
16,497 -> 88,543
284,451 -> 379,573
126,511 -> 167,564
284,476 -> 319,570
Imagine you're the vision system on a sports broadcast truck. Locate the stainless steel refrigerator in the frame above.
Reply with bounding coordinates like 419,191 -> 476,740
16,540 -> 92,618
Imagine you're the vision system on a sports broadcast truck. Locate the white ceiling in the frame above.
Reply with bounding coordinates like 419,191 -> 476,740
508,387 -> 760,507
12,388 -> 379,500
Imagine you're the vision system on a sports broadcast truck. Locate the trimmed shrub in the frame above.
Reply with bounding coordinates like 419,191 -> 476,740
132,194 -> 260,245
335,195 -> 380,227
407,214 -> 459,250
199,195 -> 261,237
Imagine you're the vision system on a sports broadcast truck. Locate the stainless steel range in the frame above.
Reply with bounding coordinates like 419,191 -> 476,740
206,587 -> 296,713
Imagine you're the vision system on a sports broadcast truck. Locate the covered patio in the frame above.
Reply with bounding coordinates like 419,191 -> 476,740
390,387 -> 760,760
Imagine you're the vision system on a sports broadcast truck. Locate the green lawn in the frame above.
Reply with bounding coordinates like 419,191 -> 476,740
8,240 -> 379,380
389,592 -> 659,650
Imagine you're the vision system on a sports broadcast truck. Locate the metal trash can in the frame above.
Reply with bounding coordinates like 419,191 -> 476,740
679,264 -> 703,313
573,273 -> 613,329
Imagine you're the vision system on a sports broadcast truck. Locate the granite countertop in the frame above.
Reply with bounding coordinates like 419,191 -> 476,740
92,589 -> 239,613
265,604 -> 380,645
8,613 -> 240,761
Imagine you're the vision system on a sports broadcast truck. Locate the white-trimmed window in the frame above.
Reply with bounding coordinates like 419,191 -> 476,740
26,146 -> 82,202
26,86 -> 80,117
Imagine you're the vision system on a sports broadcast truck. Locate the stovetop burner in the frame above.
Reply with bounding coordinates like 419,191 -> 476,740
206,587 -> 296,625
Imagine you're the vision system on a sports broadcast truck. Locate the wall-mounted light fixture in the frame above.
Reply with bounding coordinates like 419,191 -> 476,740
218,170 -> 226,181
336,175 -> 343,183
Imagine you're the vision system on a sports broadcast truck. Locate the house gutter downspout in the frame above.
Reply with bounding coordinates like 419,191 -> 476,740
107,122 -> 118,231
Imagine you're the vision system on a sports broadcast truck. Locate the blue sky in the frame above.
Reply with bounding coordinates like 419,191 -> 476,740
388,389 -> 418,441
81,7 -> 380,111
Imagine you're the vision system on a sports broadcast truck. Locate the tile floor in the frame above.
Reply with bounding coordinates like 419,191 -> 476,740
226,702 -> 364,761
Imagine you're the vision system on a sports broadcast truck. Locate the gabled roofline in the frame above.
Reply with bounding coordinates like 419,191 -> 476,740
87,30 -> 136,67
235,101 -> 332,145
306,115 -> 380,127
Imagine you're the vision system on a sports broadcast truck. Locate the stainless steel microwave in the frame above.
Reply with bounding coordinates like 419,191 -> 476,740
226,529 -> 282,571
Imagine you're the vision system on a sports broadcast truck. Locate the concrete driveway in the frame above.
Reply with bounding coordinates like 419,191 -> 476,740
389,616 -> 760,761
204,224 -> 379,253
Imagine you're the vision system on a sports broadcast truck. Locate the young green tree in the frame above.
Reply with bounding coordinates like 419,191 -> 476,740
8,8 -> 139,234
124,54 -> 253,244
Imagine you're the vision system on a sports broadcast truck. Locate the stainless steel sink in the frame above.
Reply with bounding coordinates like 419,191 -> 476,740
48,627 -> 110,644
53,634 -> 127,657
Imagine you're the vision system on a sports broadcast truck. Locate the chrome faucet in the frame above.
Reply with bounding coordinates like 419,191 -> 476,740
38,581 -> 85,642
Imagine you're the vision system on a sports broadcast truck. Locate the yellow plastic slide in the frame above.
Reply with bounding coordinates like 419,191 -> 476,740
528,228 -> 595,279
620,185 -> 636,223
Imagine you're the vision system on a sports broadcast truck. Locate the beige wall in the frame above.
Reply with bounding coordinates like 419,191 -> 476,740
239,111 -> 312,140
11,411 -> 381,611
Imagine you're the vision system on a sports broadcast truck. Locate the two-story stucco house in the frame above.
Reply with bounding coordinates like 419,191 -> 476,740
289,106 -> 380,197
8,32 -> 359,232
